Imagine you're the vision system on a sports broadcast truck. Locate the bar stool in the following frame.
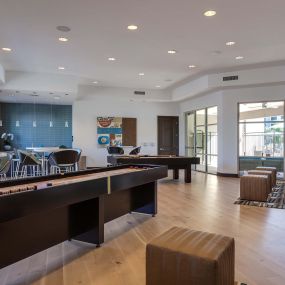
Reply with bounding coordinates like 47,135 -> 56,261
11,148 -> 20,178
0,154 -> 12,181
16,150 -> 42,178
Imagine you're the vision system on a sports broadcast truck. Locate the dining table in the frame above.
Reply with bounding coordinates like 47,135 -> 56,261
26,147 -> 60,175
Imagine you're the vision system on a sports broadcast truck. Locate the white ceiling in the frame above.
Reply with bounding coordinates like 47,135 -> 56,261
1,0 -> 285,90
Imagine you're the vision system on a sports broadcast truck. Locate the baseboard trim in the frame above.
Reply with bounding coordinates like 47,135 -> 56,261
217,172 -> 239,178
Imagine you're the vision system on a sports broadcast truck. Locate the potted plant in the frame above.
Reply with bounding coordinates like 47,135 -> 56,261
1,133 -> 14,151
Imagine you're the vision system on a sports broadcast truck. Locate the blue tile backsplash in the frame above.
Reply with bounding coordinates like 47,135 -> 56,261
0,103 -> 72,150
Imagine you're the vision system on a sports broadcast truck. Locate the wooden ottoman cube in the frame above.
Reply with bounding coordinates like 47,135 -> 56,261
146,227 -> 235,285
256,167 -> 277,186
240,175 -> 270,202
247,170 -> 273,191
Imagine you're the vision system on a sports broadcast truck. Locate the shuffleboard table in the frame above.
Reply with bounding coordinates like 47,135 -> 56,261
107,155 -> 200,183
0,164 -> 167,269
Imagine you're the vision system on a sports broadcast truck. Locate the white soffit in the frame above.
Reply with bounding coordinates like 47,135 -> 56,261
172,64 -> 285,101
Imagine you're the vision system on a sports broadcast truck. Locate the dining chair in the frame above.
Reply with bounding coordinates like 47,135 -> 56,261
48,149 -> 82,174
107,146 -> 124,155
129,146 -> 141,155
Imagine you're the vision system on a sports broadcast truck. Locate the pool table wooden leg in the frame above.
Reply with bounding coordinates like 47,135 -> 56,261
185,166 -> 192,183
173,169 -> 179,180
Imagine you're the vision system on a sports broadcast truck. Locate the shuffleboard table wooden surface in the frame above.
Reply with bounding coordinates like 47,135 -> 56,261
107,155 -> 200,183
0,164 -> 167,269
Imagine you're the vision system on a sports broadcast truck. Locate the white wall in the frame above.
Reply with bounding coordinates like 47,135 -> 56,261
179,84 -> 285,174
73,96 -> 179,167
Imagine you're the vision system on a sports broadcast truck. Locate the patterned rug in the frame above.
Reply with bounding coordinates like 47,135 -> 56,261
234,181 -> 285,209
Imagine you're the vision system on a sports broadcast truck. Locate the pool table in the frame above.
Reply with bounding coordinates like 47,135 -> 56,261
107,155 -> 200,183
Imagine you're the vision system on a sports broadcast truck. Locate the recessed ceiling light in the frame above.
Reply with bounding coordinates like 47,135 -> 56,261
168,50 -> 177,54
212,50 -> 222,55
188,65 -> 196,69
92,81 -> 99,84
1,47 -> 12,52
128,25 -> 138,30
56,26 -> 71,32
54,96 -> 60,100
108,57 -> 116,61
58,66 -> 65,70
65,93 -> 69,96
139,73 -> 145,76
155,85 -> 161,88
226,41 -> 236,46
235,56 -> 244,60
204,10 -> 217,17
59,37 -> 68,42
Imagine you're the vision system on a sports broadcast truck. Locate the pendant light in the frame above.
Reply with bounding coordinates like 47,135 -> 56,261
64,104 -> 69,128
14,94 -> 20,127
16,101 -> 20,127
33,96 -> 37,128
50,101 -> 53,127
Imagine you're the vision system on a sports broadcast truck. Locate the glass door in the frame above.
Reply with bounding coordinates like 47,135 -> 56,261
207,106 -> 218,174
186,113 -> 195,157
186,106 -> 218,174
196,109 -> 206,172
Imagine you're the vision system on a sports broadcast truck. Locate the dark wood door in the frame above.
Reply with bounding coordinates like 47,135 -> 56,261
122,118 -> 137,146
157,116 -> 179,155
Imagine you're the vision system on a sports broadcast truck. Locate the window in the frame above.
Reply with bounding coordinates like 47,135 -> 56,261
239,101 -> 284,177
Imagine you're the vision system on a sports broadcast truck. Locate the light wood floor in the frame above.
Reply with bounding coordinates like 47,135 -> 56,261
1,171 -> 285,285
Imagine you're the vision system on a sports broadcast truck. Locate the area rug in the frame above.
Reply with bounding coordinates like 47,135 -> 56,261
234,181 -> 285,209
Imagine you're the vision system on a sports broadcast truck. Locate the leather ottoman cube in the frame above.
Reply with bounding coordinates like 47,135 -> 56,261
146,227 -> 235,285
240,175 -> 269,202
247,170 -> 273,192
256,167 -> 277,186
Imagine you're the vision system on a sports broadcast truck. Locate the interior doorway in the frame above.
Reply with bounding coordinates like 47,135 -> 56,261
157,116 -> 179,155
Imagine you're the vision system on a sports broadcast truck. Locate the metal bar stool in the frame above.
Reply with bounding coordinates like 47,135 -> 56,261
16,150 -> 42,178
